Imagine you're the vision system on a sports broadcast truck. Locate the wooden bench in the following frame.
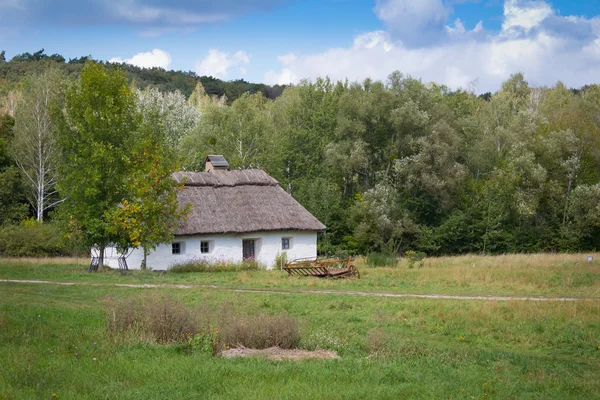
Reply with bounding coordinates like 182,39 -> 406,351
284,257 -> 360,279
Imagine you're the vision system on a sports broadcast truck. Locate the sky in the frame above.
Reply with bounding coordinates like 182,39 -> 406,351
1,0 -> 600,93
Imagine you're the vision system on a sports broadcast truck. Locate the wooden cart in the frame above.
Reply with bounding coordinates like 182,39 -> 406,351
284,257 -> 360,279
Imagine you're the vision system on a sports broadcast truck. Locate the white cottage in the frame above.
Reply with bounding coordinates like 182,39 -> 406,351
102,155 -> 326,270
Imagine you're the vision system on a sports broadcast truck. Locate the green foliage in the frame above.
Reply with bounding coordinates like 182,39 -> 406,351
366,252 -> 397,267
0,114 -> 15,169
272,251 -> 288,270
55,61 -> 137,261
0,167 -> 28,225
0,221 -> 77,256
1,57 -> 600,257
179,332 -> 220,356
169,258 -> 265,273
108,93 -> 190,265
0,49 -> 284,102
405,250 -> 426,269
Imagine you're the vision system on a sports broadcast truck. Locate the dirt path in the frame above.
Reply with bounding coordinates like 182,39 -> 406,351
1,278 -> 598,302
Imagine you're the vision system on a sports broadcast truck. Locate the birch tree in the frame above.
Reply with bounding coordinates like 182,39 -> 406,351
136,87 -> 201,149
11,70 -> 64,221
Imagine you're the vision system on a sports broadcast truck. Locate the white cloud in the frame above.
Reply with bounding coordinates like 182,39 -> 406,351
502,0 -> 553,34
109,48 -> 171,69
264,0 -> 600,93
195,49 -> 250,78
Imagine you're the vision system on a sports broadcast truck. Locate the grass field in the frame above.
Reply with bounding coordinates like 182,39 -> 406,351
1,254 -> 599,399
1,253 -> 599,298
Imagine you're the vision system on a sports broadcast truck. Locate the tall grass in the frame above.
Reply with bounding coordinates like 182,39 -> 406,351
106,293 -> 300,350
169,258 -> 264,273
366,252 -> 397,267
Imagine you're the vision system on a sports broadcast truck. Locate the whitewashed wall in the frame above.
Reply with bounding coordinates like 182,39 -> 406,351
103,231 -> 318,270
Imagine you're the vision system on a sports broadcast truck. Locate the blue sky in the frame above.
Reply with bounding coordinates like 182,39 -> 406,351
1,0 -> 600,92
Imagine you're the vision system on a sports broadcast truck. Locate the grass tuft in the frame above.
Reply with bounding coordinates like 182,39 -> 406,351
169,258 -> 264,273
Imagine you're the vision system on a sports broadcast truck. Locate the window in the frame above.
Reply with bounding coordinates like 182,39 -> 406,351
200,241 -> 210,254
172,242 -> 182,254
281,238 -> 290,250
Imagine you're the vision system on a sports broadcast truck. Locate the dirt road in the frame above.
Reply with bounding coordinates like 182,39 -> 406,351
1,278 -> 598,302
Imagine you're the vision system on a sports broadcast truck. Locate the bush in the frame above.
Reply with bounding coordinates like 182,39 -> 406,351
301,327 -> 348,352
272,251 -> 288,270
106,294 -> 301,352
169,258 -> 265,273
405,250 -> 426,268
366,252 -> 397,267
219,310 -> 300,349
0,221 -> 79,257
106,293 -> 197,344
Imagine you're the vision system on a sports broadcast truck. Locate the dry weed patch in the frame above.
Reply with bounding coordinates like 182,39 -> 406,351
105,293 -> 301,353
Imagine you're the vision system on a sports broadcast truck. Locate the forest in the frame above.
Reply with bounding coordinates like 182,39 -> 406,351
0,49 -> 286,101
0,54 -> 599,258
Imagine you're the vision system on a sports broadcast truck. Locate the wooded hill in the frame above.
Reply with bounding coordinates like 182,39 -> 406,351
0,49 -> 286,101
0,56 -> 599,258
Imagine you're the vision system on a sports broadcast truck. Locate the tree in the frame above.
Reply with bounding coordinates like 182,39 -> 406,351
136,87 -> 201,149
10,69 -> 64,221
55,61 -> 138,269
183,92 -> 274,170
0,51 -> 6,63
0,114 -> 15,169
108,104 -> 189,269
0,167 -> 29,225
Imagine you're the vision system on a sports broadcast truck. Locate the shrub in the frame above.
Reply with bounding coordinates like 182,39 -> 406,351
169,258 -> 264,273
179,331 -> 220,356
106,293 -> 197,344
302,327 -> 348,352
0,221 -> 79,257
106,294 -> 301,351
366,252 -> 397,267
272,251 -> 288,270
219,311 -> 300,349
405,250 -> 426,268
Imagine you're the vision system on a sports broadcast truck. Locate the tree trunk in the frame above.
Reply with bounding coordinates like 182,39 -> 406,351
98,245 -> 105,271
562,176 -> 573,229
142,248 -> 148,270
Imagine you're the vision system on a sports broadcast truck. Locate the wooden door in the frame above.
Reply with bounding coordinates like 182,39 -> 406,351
242,239 -> 255,260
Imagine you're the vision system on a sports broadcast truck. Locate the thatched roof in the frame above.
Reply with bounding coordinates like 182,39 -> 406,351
172,169 -> 326,235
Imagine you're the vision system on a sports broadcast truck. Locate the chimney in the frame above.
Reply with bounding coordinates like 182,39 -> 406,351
204,155 -> 229,172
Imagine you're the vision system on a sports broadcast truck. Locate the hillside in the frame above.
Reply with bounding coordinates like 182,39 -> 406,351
0,49 -> 286,102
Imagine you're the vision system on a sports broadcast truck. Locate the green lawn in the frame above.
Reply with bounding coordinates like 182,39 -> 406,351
1,252 -> 599,298
1,256 -> 599,399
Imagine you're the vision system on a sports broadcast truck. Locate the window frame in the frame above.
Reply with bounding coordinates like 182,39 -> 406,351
200,241 -> 210,254
281,237 -> 291,250
172,242 -> 183,255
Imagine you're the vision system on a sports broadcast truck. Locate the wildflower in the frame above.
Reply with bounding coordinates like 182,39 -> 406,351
52,394 -> 58,398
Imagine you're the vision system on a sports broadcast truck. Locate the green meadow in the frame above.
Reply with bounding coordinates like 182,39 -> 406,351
1,255 -> 599,399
